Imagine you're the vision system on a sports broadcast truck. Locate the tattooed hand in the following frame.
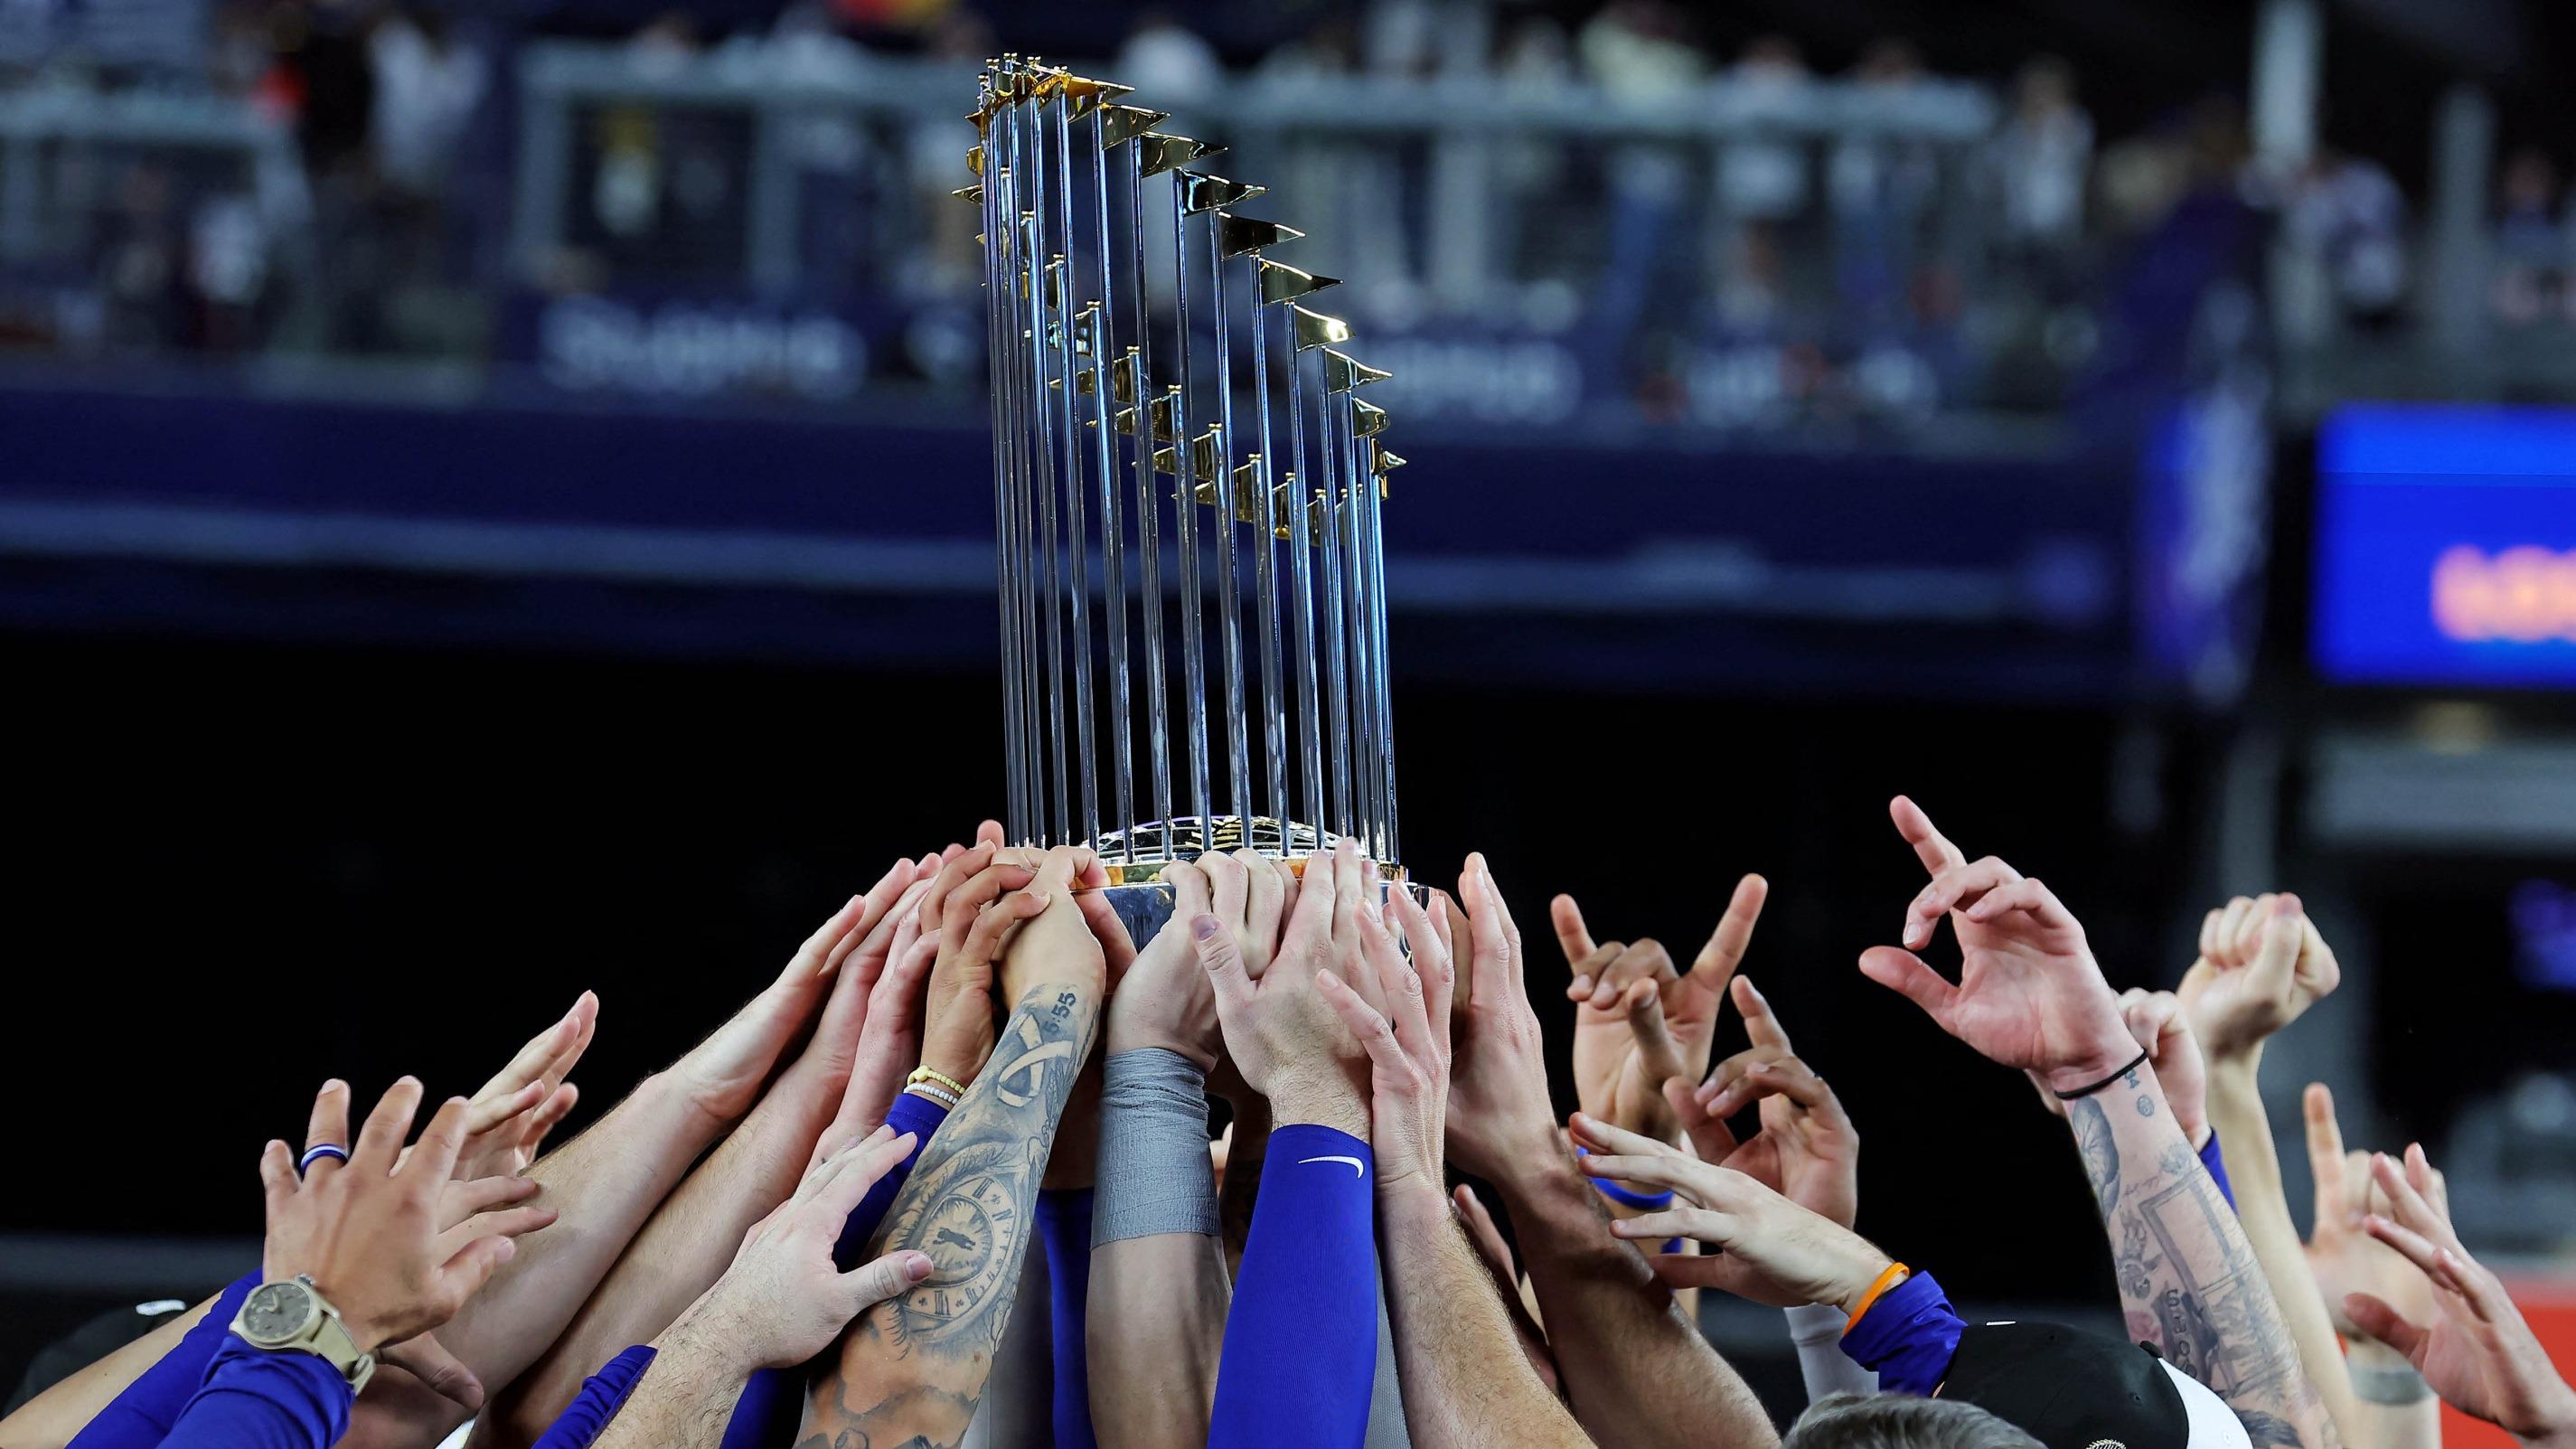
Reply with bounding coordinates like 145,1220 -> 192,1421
1552,874 -> 1765,1143
2178,894 -> 2340,1064
684,1126 -> 934,1371
2344,1144 -> 2576,1444
1859,796 -> 2133,1093
1570,1113 -> 1895,1311
997,845 -> 1108,1003
1673,976 -> 1861,1228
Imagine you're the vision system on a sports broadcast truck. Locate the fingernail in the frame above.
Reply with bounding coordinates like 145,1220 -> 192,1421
1569,974 -> 1593,994
902,1253 -> 934,1282
2273,893 -> 2299,917
1193,915 -> 1219,940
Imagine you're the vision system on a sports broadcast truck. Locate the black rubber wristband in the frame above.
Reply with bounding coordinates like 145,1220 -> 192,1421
2052,1046 -> 2152,1102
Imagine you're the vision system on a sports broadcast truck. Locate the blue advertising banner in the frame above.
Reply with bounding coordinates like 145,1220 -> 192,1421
2316,406 -> 2576,689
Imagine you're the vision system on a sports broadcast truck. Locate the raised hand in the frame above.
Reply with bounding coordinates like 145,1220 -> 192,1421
1195,839 -> 1377,1136
1860,796 -> 2133,1093
1314,885 -> 1455,1195
260,1078 -> 559,1356
917,842 -> 1048,1089
451,993 -> 597,1182
1670,976 -> 1859,1228
1443,853 -> 1561,1179
679,1126 -> 935,1372
1569,1114 -> 1895,1311
2178,893 -> 2341,1063
997,844 -> 1110,1002
2344,1143 -> 2576,1444
1105,860 -> 1225,1066
2301,1083 -> 2441,1341
678,858 -> 925,1127
2119,989 -> 2209,1148
1552,874 -> 1765,1143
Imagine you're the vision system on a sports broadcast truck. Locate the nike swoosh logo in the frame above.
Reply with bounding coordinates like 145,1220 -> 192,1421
1299,1154 -> 1366,1178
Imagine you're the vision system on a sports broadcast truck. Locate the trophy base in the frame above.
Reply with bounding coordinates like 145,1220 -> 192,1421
1086,816 -> 1402,886
1078,816 -> 1411,947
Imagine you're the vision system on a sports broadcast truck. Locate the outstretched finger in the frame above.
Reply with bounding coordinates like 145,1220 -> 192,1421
1858,946 -> 1960,1023
304,1080 -> 353,1180
1606,1206 -> 1732,1248
1566,1111 -> 1681,1162
818,1131 -> 917,1223
2369,1152 -> 2457,1251
1550,894 -> 1597,969
1732,976 -> 1793,1054
353,1077 -> 427,1178
963,887 -> 1050,969
1461,853 -> 1522,1001
2301,1084 -> 2346,1228
1688,874 -> 1767,1001
1889,795 -> 1966,874
1666,1077 -> 1738,1163
1358,906 -> 1434,1068
401,1096 -> 476,1188
1625,980 -> 1683,1086
441,1173 -> 541,1229
259,1140 -> 297,1217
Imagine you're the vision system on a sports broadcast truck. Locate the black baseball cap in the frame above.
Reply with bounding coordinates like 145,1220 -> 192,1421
1941,1322 -> 2253,1449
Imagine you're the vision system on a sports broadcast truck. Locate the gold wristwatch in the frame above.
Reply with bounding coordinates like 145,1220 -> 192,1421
230,1274 -> 376,1394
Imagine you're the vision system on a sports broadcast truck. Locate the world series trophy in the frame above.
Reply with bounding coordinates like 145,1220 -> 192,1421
963,55 -> 1409,944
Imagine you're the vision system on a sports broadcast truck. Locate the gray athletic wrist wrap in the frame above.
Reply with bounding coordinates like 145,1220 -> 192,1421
1094,1047 -> 1220,1246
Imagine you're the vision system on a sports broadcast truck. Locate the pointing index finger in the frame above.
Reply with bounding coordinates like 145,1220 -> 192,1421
1550,894 -> 1597,968
1691,873 -> 1767,995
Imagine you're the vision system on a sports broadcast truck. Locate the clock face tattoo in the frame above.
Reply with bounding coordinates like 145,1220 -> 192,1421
892,1169 -> 1022,1345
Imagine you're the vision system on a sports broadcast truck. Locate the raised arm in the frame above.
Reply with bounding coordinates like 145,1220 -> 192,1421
2340,1142 -> 2576,1449
1324,874 -> 1589,1449
805,845 -> 1108,1449
478,858 -> 933,1446
1859,796 -> 2336,1449
2178,895 -> 2362,1439
588,1129 -> 930,1449
1443,854 -> 1776,1449
2300,1086 -> 2442,1449
1084,858 -> 1240,1449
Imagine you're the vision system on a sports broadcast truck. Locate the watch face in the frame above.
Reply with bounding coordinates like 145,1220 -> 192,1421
240,1282 -> 314,1342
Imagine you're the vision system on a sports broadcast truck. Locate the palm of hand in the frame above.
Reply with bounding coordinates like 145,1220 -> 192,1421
1720,1101 -> 1858,1228
1573,981 -> 1715,1134
1940,928 -> 2106,1072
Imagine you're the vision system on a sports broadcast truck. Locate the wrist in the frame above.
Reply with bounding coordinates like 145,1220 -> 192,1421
661,1296 -> 763,1379
1265,1073 -> 1370,1139
1830,1254 -> 1904,1318
2041,1031 -> 2152,1096
1105,1014 -> 1216,1071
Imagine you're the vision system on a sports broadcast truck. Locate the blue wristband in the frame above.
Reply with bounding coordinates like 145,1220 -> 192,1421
1575,1147 -> 1676,1209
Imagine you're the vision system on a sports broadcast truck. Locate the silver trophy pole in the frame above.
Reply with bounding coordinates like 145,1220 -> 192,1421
1048,94 -> 1100,848
1196,181 -> 1254,840
1163,166 -> 1212,841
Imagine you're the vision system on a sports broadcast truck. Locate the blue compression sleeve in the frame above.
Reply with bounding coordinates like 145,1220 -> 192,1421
1840,1270 -> 1967,1397
2198,1130 -> 2236,1210
68,1273 -> 259,1449
1208,1124 -> 1378,1449
719,1089 -> 954,1449
154,1336 -> 352,1449
1038,1188 -> 1097,1449
532,1345 -> 658,1449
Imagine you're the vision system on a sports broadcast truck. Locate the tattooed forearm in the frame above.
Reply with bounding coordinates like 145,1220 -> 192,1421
804,976 -> 1102,1449
2066,1074 -> 2339,1449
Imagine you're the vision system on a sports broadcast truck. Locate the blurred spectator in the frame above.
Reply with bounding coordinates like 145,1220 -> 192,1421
369,7 -> 486,201
1829,38 -> 1940,331
1579,0 -> 1706,402
1114,8 -> 1220,108
1988,56 -> 2092,262
2286,146 -> 2407,331
1714,35 -> 1811,329
2491,146 -> 2569,325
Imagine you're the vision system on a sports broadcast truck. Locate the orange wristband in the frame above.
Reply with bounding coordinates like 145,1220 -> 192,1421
1843,1261 -> 1912,1335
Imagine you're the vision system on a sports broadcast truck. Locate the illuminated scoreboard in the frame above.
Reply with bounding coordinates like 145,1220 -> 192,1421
2316,406 -> 2576,688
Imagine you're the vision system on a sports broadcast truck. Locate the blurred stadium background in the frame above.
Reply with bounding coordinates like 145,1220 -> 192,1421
3,0 -> 2572,1432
